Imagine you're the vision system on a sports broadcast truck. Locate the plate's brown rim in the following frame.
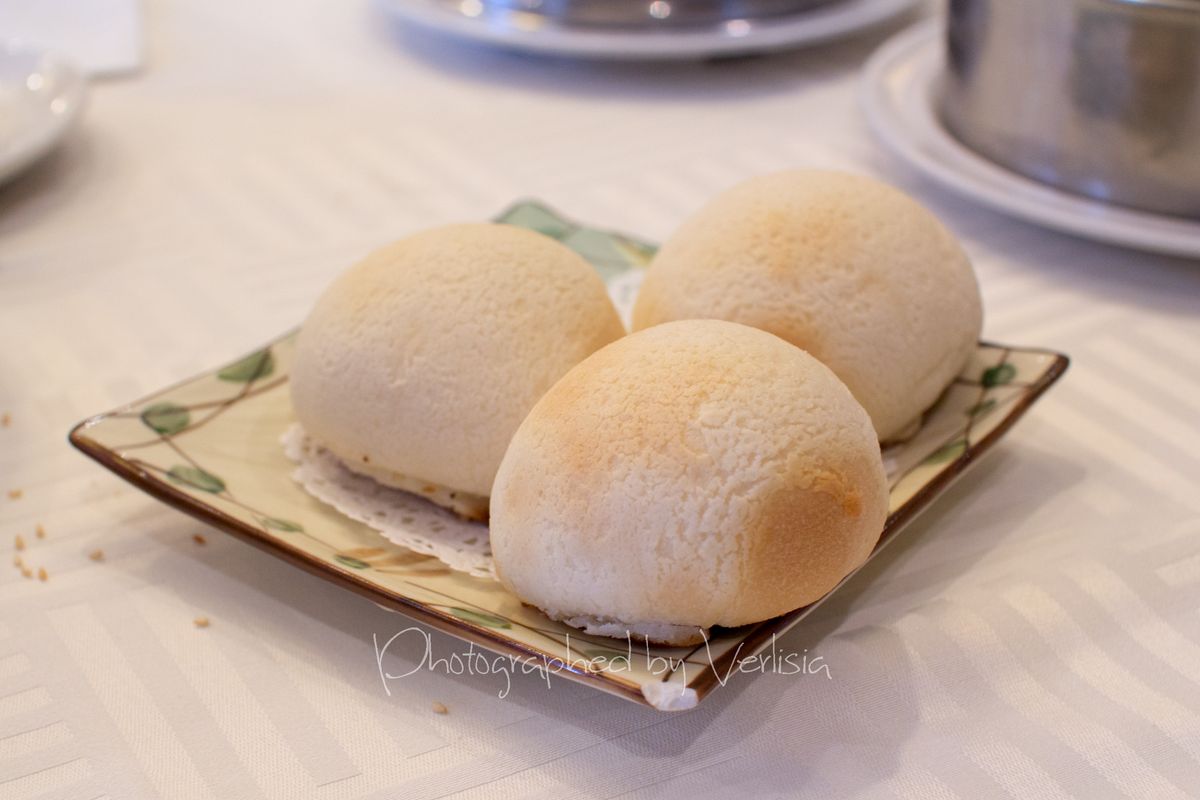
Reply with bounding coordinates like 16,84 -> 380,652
684,343 -> 1070,701
66,425 -> 652,707
67,341 -> 1069,711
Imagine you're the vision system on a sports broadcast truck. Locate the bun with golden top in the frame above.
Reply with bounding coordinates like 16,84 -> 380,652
632,170 -> 983,441
489,319 -> 888,644
291,223 -> 626,518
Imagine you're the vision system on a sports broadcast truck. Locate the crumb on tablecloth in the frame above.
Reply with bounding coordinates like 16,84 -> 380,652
89,549 -> 105,562
0,412 -> 9,427
14,535 -> 25,551
193,616 -> 210,628
431,701 -> 448,715
7,489 -> 22,500
193,533 -> 207,545
20,567 -> 31,579
37,567 -> 47,582
35,524 -> 45,539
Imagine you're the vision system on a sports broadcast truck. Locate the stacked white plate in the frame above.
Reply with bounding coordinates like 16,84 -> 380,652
0,42 -> 87,184
860,21 -> 1200,259
379,0 -> 919,60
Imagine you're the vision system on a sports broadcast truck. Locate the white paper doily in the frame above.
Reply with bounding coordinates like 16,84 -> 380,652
282,424 -> 495,578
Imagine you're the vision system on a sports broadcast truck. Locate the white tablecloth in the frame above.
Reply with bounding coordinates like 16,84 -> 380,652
2,2 -> 1199,797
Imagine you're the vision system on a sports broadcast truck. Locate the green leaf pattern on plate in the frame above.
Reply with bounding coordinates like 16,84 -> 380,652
494,202 -> 572,239
925,439 -> 967,465
335,554 -> 371,569
218,349 -> 274,382
982,362 -> 1016,388
167,465 -> 225,493
140,402 -> 190,435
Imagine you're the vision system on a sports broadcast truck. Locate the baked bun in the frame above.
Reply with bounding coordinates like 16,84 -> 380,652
290,223 -> 626,514
632,170 -> 983,441
490,319 -> 888,645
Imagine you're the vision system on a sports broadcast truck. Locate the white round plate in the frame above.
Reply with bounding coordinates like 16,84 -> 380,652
0,42 -> 87,185
379,0 -> 919,60
859,21 -> 1200,259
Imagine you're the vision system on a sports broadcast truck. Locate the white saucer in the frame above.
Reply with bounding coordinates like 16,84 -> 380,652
0,42 -> 87,184
379,0 -> 919,61
859,21 -> 1200,259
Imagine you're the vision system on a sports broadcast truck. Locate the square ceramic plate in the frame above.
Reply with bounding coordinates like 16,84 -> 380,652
69,202 -> 1068,711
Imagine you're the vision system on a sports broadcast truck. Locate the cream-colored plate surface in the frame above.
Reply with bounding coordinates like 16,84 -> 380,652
70,201 -> 1068,710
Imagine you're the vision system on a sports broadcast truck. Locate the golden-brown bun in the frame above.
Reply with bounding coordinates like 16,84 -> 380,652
489,319 -> 888,639
632,170 -> 983,441
290,223 -> 626,501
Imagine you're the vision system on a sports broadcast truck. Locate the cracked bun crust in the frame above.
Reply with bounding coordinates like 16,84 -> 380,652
290,223 -> 626,501
489,320 -> 888,640
631,170 -> 983,442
